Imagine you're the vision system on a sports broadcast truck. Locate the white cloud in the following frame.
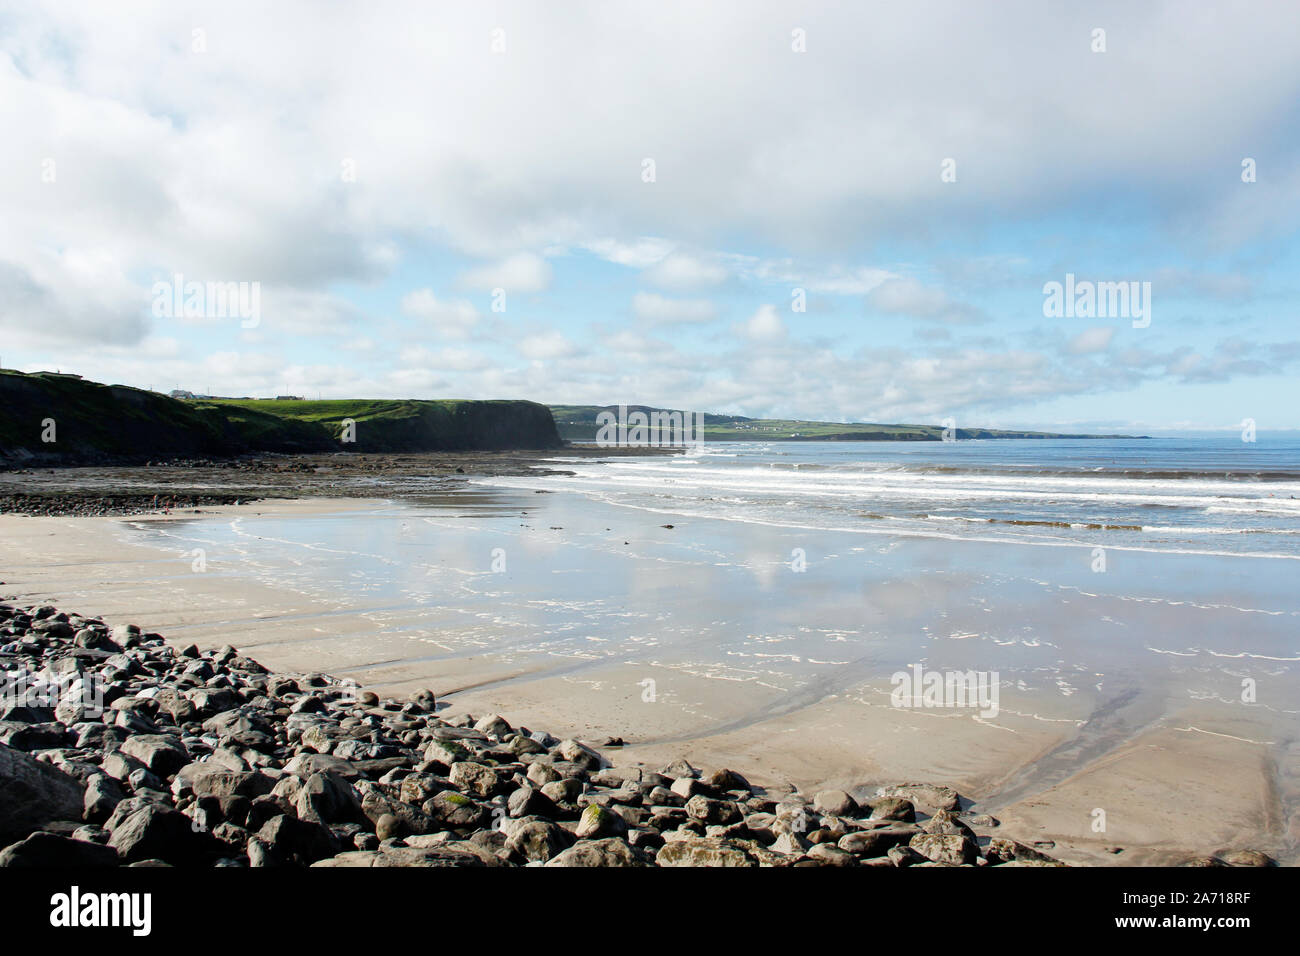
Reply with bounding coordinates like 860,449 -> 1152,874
457,253 -> 552,293
518,330 -> 578,360
1066,326 -> 1116,355
399,289 -> 480,339
400,346 -> 492,371
866,277 -> 984,324
739,304 -> 785,341
583,237 -> 675,268
631,292 -> 717,324
642,253 -> 730,290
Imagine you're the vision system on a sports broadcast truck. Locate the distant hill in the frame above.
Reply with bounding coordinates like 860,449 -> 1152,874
549,404 -> 1143,442
0,371 -> 561,466
210,398 -> 561,453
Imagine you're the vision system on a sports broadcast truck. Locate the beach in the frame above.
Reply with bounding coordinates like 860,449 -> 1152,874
3,442 -> 1294,866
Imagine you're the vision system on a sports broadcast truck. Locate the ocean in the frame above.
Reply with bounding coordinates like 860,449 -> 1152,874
479,437 -> 1300,559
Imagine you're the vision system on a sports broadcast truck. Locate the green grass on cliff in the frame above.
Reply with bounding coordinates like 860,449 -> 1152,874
0,371 -> 561,464
548,404 -> 1141,441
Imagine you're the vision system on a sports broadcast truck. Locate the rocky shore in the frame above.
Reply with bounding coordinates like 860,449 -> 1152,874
0,601 -> 1275,869
0,447 -> 675,517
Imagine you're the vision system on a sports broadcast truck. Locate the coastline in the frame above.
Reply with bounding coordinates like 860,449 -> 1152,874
0,593 -> 1091,869
1,494 -> 1290,867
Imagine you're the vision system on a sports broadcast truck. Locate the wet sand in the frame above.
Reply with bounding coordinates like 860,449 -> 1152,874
0,495 -> 1293,865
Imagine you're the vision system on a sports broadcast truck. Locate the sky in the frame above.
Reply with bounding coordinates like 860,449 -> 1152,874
2,0 -> 1299,432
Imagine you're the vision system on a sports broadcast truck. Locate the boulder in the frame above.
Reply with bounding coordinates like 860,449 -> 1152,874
545,838 -> 648,867
108,804 -> 207,864
120,734 -> 189,777
295,771 -> 364,826
876,783 -> 961,811
657,837 -> 758,867
0,831 -> 120,867
506,819 -> 574,863
685,794 -> 742,825
83,773 -> 127,824
0,742 -> 85,842
576,803 -> 628,839
813,789 -> 858,817
910,833 -> 978,865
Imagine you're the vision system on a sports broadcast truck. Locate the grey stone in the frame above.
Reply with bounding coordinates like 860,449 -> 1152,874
0,742 -> 85,842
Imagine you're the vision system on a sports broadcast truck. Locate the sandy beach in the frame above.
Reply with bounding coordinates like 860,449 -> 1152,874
2,493 -> 1291,866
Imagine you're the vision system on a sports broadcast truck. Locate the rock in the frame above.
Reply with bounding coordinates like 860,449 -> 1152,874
546,838 -> 649,867
813,789 -> 858,817
283,753 -> 357,779
299,724 -> 334,754
473,714 -> 512,737
375,814 -> 402,841
406,689 -> 437,713
295,771 -> 364,826
770,831 -> 811,855
100,751 -> 146,781
506,819 -> 574,863
705,768 -> 750,791
540,777 -> 582,811
120,734 -> 189,777
186,767 -> 274,801
1219,849 -> 1276,867
398,773 -> 447,806
557,739 -> 603,771
628,828 -> 664,850
888,845 -> 927,867
868,797 -> 916,822
920,809 -> 976,838
312,845 -> 491,867
423,739 -> 471,770
507,785 -> 558,819
448,761 -> 501,797
806,843 -> 856,866
185,687 -> 242,718
657,837 -> 760,867
0,742 -> 85,842
83,773 -> 127,824
910,833 -> 978,865
257,814 -> 340,866
670,777 -> 708,800
685,794 -> 742,825
876,783 -> 961,811
424,791 -> 490,830
576,803 -> 628,839
0,721 -> 69,750
838,827 -> 917,856
361,789 -> 435,836
659,757 -> 699,779
0,831 -> 120,867
986,837 -> 1066,866
108,804 -> 206,864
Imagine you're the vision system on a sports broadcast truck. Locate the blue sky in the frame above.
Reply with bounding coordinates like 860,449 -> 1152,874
3,1 -> 1299,431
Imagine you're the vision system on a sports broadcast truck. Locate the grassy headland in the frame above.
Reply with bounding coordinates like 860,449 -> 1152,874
0,371 -> 560,466
549,404 -> 1143,442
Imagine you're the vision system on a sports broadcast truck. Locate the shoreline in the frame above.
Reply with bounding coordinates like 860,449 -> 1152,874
0,446 -> 678,517
0,495 -> 1292,866
0,596 -> 1101,868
